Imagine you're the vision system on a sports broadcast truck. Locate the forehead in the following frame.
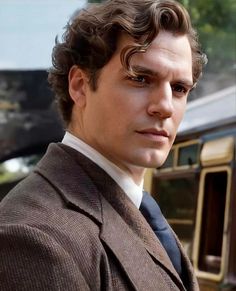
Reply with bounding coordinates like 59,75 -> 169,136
146,31 -> 192,64
117,30 -> 192,60
116,31 -> 193,81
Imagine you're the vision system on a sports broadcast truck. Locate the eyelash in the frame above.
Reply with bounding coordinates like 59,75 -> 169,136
171,84 -> 188,94
129,75 -> 150,85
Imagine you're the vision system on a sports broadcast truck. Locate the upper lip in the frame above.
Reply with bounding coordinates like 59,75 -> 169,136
136,128 -> 169,137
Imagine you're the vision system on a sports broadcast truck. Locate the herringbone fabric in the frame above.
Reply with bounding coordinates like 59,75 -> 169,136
0,143 -> 199,290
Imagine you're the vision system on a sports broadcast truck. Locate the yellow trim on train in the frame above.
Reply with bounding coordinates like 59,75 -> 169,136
201,136 -> 234,166
192,166 -> 232,282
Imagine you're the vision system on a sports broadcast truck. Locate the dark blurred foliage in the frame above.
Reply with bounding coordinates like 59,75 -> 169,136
178,0 -> 236,98
179,0 -> 236,74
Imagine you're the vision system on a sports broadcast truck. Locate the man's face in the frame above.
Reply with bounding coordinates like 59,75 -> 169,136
69,31 -> 193,183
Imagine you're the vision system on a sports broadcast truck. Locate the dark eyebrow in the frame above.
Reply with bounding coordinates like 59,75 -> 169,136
131,65 -> 158,77
175,80 -> 194,89
131,65 -> 194,89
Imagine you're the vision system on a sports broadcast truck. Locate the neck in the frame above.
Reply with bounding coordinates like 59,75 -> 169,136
65,128 -> 146,186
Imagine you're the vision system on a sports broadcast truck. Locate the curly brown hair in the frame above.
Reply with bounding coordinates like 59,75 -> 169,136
48,0 -> 206,124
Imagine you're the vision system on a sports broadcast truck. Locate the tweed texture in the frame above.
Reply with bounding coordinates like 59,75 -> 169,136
0,143 -> 199,291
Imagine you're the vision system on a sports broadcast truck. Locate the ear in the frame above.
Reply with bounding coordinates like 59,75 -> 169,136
68,65 -> 88,108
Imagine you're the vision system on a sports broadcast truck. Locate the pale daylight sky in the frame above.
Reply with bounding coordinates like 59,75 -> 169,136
0,0 -> 86,69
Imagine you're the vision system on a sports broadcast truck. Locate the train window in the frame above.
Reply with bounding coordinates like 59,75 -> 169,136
0,154 -> 42,201
153,174 -> 197,256
194,166 -> 231,280
177,142 -> 200,167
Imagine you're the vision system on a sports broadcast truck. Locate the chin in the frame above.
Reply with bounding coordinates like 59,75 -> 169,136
127,148 -> 170,169
134,155 -> 168,169
145,160 -> 165,169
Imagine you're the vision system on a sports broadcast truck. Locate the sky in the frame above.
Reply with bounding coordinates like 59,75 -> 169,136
0,0 -> 86,69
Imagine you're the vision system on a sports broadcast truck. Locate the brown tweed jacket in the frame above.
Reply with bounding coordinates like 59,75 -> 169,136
0,143 -> 199,291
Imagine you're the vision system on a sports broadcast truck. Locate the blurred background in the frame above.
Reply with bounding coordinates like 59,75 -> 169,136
0,0 -> 87,164
1,0 -> 235,159
0,0 -> 235,92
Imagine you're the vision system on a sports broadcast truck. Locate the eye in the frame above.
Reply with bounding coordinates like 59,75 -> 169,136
131,75 -> 146,83
172,84 -> 188,96
128,75 -> 150,86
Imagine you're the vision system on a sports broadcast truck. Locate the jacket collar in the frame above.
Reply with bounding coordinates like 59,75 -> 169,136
36,143 -> 103,224
36,143 -> 195,290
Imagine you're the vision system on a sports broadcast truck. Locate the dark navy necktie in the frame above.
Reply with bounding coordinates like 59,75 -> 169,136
140,191 -> 182,277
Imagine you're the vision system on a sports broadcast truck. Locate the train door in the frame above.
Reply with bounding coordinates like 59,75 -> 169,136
193,136 -> 236,290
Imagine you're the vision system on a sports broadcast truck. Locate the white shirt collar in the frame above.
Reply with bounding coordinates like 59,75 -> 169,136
62,132 -> 143,208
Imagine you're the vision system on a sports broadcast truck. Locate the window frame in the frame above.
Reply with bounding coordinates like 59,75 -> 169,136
192,166 -> 232,281
158,139 -> 201,172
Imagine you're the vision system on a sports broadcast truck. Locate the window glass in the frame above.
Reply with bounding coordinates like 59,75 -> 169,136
154,176 -> 197,220
178,143 -> 200,166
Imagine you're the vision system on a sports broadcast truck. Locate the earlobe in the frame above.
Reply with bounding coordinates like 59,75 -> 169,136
68,65 -> 88,107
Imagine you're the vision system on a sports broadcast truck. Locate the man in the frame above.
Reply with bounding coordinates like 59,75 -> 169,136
0,0 -> 206,290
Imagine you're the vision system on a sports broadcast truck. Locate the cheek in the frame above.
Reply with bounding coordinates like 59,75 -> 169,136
90,101 -> 127,136
173,99 -> 187,125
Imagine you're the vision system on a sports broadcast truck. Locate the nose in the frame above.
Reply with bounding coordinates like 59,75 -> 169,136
146,83 -> 174,119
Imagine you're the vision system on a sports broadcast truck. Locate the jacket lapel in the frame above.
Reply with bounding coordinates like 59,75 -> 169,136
100,196 -> 181,290
99,192 -> 187,290
36,143 -> 191,290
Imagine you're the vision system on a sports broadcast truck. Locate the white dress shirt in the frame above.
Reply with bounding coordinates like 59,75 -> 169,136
62,132 -> 143,208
